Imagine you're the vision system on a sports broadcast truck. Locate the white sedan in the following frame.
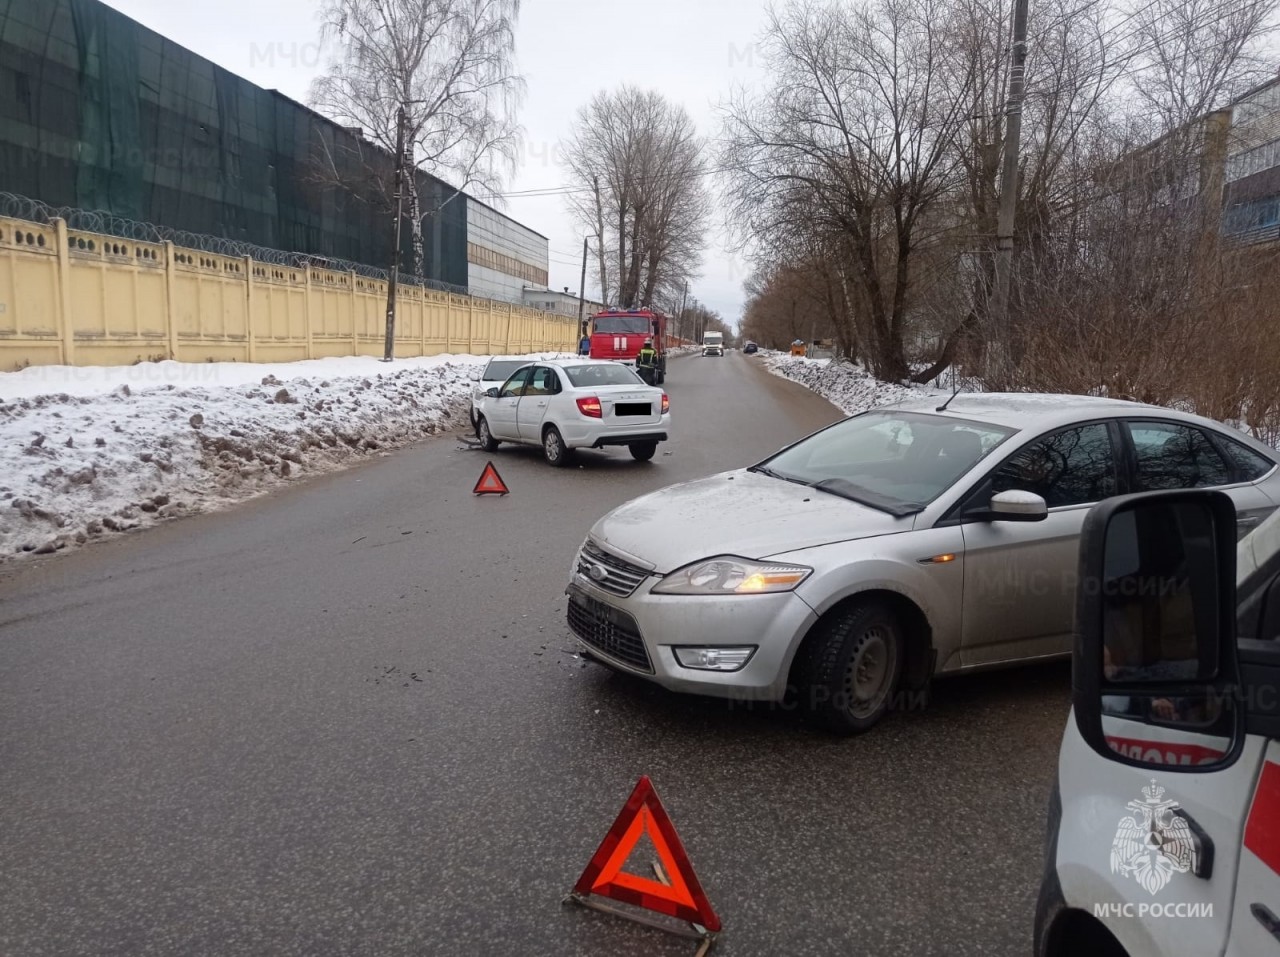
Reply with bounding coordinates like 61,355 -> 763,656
472,359 -> 670,466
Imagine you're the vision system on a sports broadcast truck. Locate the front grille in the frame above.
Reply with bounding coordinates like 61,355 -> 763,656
576,540 -> 650,598
567,589 -> 652,672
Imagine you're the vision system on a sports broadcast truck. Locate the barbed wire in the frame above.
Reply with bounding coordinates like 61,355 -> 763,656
0,192 -> 486,300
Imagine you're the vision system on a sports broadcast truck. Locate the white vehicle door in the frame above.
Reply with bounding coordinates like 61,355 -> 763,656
1122,418 -> 1279,543
1225,740 -> 1280,956
959,421 -> 1123,666
517,366 -> 558,441
486,366 -> 531,439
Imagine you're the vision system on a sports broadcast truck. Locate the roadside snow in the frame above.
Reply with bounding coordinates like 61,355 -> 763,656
761,353 -> 940,414
0,353 -> 565,562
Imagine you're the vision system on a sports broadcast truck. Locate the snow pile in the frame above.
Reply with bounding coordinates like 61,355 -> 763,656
0,354 -> 501,561
763,354 -> 938,414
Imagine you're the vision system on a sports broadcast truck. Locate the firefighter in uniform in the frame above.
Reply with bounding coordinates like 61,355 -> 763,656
636,339 -> 658,385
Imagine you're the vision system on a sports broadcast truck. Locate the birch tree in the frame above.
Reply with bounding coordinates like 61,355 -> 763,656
310,0 -> 525,277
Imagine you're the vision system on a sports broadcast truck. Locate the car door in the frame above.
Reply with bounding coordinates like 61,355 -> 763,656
1123,418 -> 1279,542
958,420 -> 1124,666
487,366 -> 531,440
517,366 -> 559,441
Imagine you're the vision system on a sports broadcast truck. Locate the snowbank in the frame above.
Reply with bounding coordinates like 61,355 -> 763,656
761,354 -> 939,414
0,354 -> 525,562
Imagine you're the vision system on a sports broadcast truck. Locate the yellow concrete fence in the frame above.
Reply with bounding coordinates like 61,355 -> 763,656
0,215 -> 577,370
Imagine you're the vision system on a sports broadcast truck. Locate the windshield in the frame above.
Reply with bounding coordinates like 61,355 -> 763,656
753,410 -> 1014,512
483,360 -> 531,381
592,317 -> 650,334
562,363 -> 645,387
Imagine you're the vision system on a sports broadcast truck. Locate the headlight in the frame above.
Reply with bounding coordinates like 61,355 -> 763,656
650,556 -> 812,595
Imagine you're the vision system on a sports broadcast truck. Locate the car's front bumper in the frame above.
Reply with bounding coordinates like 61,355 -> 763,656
564,572 -> 818,701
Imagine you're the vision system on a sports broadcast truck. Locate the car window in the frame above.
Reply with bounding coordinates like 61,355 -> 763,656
990,423 -> 1117,508
484,360 -> 528,382
1217,434 -> 1276,482
758,411 -> 1014,509
562,364 -> 644,387
526,366 -> 559,395
1127,421 -> 1232,490
498,367 -> 533,398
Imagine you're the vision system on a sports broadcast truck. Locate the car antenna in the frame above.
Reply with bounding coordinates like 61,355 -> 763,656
935,373 -> 962,413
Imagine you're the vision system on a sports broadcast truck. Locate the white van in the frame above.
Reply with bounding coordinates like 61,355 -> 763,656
702,332 -> 724,357
1034,489 -> 1280,957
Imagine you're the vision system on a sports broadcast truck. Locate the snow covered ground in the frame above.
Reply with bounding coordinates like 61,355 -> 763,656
0,352 -> 581,562
760,352 -> 941,414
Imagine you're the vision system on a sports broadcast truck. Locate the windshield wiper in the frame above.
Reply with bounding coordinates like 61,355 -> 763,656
748,465 -> 809,487
808,478 -> 923,518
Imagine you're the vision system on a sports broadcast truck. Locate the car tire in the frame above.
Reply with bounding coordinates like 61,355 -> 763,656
543,425 -> 572,467
476,416 -> 499,452
629,441 -> 658,462
795,600 -> 905,735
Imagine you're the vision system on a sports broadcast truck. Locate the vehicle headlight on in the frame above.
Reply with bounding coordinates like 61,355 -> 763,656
672,646 -> 756,671
650,557 -> 812,595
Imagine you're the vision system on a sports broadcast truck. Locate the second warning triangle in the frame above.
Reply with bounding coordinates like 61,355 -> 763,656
473,460 -> 510,495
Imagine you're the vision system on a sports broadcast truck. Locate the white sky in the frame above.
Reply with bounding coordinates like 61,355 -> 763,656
101,0 -> 771,329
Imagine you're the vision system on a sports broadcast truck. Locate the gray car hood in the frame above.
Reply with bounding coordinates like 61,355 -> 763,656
590,469 -> 914,573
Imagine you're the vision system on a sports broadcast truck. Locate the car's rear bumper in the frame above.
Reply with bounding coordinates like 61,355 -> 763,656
591,432 -> 667,448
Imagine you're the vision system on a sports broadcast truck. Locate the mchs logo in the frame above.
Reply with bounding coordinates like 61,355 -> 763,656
1093,779 -> 1213,922
1111,779 -> 1198,895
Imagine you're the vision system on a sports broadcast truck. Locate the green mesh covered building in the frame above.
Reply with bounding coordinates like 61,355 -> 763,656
0,0 -> 480,289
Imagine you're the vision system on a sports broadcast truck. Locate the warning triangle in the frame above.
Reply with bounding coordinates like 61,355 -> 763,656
473,461 -> 509,495
572,776 -> 721,932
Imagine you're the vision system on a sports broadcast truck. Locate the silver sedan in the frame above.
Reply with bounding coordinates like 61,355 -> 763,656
565,393 -> 1280,733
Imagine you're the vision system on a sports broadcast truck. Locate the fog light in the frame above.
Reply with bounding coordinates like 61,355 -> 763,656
672,646 -> 756,671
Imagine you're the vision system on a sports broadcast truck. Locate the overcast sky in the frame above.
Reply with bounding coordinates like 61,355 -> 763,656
103,0 -> 771,329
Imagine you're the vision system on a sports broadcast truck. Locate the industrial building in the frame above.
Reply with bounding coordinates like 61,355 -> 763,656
0,0 -> 551,301
1223,76 -> 1280,244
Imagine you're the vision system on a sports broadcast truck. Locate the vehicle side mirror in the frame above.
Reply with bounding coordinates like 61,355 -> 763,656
1073,489 -> 1245,772
485,387 -> 499,398
967,490 -> 1048,522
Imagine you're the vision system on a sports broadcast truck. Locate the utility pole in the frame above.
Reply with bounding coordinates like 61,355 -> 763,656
991,0 -> 1029,385
382,105 -> 407,362
678,280 -> 688,342
577,235 -> 588,339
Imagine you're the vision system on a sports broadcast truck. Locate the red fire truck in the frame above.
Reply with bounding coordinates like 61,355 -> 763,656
587,308 -> 667,384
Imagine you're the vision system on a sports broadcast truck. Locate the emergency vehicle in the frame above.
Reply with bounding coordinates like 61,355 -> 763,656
1035,488 -> 1280,957
587,308 -> 668,384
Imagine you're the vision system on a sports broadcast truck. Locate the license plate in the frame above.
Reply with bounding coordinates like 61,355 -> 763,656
614,403 -> 652,416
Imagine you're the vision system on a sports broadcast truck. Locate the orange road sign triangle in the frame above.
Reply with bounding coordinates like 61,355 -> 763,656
473,461 -> 509,495
572,776 -> 721,932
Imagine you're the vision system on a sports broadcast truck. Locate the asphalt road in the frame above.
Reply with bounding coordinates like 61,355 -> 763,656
0,351 -> 1071,957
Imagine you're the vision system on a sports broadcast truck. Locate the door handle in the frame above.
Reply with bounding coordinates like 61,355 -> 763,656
537,401 -> 546,408
1251,903 -> 1280,943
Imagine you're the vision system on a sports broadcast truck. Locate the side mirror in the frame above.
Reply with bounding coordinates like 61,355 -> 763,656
1073,489 -> 1245,772
484,387 -> 499,398
968,490 -> 1048,522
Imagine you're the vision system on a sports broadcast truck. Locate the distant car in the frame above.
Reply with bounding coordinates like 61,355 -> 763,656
468,354 -> 573,427
564,393 -> 1280,734
743,341 -> 759,354
473,358 -> 670,466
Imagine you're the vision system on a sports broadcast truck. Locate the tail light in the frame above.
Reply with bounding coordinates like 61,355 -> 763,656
661,394 -> 669,414
577,396 -> 602,418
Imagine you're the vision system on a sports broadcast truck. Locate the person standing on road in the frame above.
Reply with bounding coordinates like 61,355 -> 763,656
637,338 -> 657,385
579,332 -> 590,356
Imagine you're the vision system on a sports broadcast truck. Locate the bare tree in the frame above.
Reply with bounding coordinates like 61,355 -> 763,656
310,0 -> 525,277
720,0 -> 980,381
564,87 -> 710,308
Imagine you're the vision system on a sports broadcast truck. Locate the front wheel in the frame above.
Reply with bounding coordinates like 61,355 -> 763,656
794,601 -> 905,735
475,415 -> 499,452
629,441 -> 658,462
543,425 -> 572,467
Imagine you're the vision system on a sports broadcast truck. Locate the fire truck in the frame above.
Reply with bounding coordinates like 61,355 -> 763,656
587,308 -> 667,385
